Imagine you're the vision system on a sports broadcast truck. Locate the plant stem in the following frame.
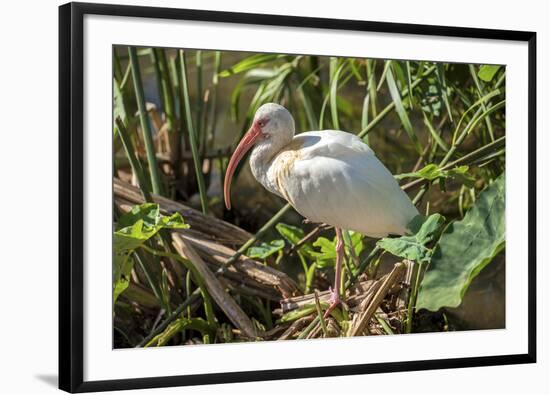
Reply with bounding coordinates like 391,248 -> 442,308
115,117 -> 152,201
314,291 -> 329,337
441,100 -> 505,168
178,50 -> 209,214
208,51 -> 222,149
196,50 -> 204,150
128,46 -> 163,195
153,48 -> 176,134
405,260 -> 420,333
219,203 -> 293,271
402,135 -> 506,192
297,317 -> 320,339
469,64 -> 495,141
133,249 -> 165,311
136,289 -> 201,347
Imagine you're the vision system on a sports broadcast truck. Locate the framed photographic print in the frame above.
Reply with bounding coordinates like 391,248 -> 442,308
59,2 -> 537,392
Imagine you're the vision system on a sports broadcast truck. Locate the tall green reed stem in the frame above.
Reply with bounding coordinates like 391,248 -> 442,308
128,46 -> 163,195
208,51 -> 222,149
152,48 -> 176,134
178,50 -> 209,214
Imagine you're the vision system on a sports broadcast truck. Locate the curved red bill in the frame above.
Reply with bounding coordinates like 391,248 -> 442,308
223,123 -> 262,210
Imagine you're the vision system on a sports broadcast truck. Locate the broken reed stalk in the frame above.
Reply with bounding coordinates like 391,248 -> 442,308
114,178 -> 250,246
135,234 -> 259,347
172,234 -> 258,339
349,262 -> 406,337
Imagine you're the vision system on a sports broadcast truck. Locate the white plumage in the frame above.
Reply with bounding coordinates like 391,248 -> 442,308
266,130 -> 418,237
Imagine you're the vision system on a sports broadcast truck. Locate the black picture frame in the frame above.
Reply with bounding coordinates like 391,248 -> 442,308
59,2 -> 537,393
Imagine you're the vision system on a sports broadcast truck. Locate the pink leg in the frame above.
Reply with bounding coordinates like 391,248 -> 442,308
324,228 -> 344,319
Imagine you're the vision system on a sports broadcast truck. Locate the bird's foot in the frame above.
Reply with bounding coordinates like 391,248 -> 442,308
323,287 -> 341,319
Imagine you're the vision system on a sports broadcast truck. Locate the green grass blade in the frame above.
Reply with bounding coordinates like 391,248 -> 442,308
358,65 -> 436,139
436,63 -> 454,124
422,111 -> 449,152
219,53 -> 281,77
366,59 -> 378,117
451,89 -> 503,145
299,86 -> 319,130
386,64 -> 422,154
329,58 -> 346,130
376,60 -> 392,91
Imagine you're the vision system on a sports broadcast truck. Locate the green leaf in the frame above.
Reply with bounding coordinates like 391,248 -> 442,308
113,204 -> 189,302
477,65 -> 501,82
396,164 -> 475,188
247,239 -> 285,259
417,164 -> 442,180
416,174 -> 505,311
348,231 -> 366,257
377,214 -> 445,263
276,222 -> 319,258
114,203 -> 189,252
446,166 -> 476,188
310,232 -> 364,269
113,254 -> 135,302
312,236 -> 337,268
276,223 -> 304,245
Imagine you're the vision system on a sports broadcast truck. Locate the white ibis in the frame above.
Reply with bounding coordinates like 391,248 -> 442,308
224,103 -> 418,318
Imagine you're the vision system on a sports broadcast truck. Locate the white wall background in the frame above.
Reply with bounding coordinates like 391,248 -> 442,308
0,0 -> 546,393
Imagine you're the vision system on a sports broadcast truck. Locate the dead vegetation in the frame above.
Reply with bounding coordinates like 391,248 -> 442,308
115,179 -> 415,345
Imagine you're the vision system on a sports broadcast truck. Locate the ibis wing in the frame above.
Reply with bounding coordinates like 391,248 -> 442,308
280,131 -> 418,237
